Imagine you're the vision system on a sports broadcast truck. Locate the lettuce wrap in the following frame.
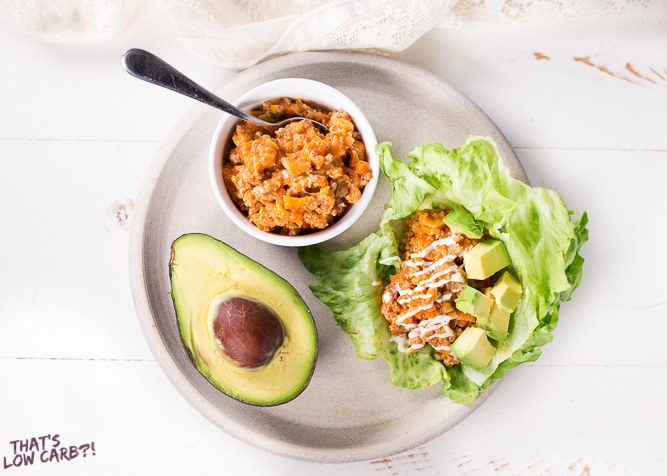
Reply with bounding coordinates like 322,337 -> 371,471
299,137 -> 588,404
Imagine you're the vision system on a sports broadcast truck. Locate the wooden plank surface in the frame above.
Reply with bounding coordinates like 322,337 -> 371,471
396,19 -> 667,151
1,3 -> 665,474
1,359 -> 663,474
0,140 -> 156,360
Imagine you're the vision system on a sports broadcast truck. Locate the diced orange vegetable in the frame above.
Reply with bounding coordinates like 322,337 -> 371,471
354,160 -> 370,175
419,209 -> 445,231
284,195 -> 307,211
282,156 -> 309,176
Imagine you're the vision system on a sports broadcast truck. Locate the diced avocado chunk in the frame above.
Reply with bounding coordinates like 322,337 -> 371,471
443,208 -> 483,239
463,239 -> 511,280
477,301 -> 511,342
455,286 -> 492,319
490,271 -> 523,313
450,327 -> 495,370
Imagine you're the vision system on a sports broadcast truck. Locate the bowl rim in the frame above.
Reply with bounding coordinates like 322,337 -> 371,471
208,77 -> 379,247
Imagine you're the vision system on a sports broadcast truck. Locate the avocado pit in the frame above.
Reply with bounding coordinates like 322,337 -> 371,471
213,297 -> 285,369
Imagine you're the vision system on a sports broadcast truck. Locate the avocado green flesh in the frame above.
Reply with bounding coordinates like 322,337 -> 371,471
477,302 -> 510,342
451,327 -> 495,370
490,271 -> 523,313
455,286 -> 492,319
463,239 -> 511,280
169,234 -> 317,406
443,208 -> 483,239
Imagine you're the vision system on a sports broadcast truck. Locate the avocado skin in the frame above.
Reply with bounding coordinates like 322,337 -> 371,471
169,233 -> 318,407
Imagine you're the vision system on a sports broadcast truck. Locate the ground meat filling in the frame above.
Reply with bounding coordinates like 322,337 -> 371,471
222,97 -> 372,235
380,209 -> 484,365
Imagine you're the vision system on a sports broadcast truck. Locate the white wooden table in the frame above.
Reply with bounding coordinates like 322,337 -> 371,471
1,6 -> 665,475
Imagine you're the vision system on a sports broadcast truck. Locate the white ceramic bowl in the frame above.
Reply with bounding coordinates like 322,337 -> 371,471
209,78 -> 379,247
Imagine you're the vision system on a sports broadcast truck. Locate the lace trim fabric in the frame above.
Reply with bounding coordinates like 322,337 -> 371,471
1,0 -> 665,68
440,0 -> 665,28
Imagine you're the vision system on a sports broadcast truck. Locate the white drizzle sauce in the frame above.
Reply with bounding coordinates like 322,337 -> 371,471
431,344 -> 451,352
384,232 -> 470,356
409,256 -> 458,277
403,258 -> 432,268
436,293 -> 453,302
382,284 -> 402,303
389,335 -> 425,353
398,292 -> 431,304
395,269 -> 461,297
412,273 -> 463,294
414,265 -> 459,287
397,303 -> 434,324
410,235 -> 458,259
408,314 -> 455,339
371,281 -> 381,286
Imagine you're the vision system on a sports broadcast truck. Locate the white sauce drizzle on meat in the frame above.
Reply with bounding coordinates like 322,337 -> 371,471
396,303 -> 434,324
385,232 -> 469,356
410,236 -> 458,258
398,291 -> 431,304
436,293 -> 453,303
389,335 -> 425,353
409,256 -> 459,277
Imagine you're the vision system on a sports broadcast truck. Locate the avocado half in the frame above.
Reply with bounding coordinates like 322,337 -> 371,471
169,234 -> 318,406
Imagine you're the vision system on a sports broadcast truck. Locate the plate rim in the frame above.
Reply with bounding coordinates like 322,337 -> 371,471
129,50 -> 522,463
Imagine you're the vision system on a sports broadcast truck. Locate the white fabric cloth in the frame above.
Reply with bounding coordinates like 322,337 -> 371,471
1,0 -> 665,68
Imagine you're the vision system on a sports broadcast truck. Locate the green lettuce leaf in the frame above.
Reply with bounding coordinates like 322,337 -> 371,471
299,137 -> 588,404
299,223 -> 446,389
377,141 -> 439,224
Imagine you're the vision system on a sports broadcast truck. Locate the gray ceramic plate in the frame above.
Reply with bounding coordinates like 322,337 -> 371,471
129,51 -> 528,463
